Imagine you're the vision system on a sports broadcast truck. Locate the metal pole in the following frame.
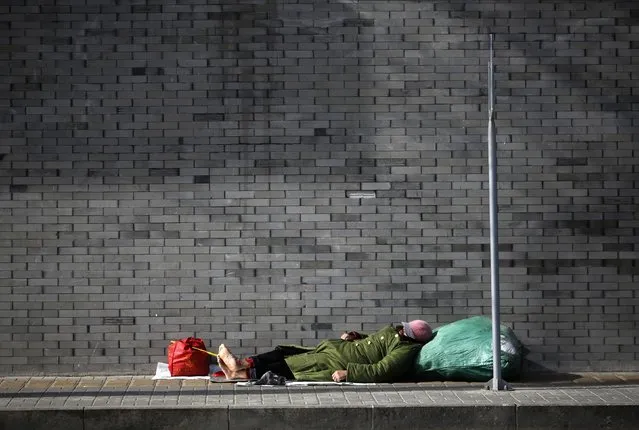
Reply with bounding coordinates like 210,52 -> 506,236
487,33 -> 508,391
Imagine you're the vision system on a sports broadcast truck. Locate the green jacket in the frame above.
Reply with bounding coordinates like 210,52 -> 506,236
284,325 -> 421,383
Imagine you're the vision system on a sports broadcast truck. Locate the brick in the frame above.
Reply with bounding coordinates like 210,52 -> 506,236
0,0 -> 637,375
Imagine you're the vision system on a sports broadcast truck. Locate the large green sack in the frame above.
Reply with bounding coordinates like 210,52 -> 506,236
413,316 -> 524,382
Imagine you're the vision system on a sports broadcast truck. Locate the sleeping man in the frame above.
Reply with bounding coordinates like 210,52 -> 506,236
217,320 -> 433,383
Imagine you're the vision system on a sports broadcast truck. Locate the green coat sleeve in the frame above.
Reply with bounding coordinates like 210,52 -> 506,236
346,343 -> 419,383
289,369 -> 334,382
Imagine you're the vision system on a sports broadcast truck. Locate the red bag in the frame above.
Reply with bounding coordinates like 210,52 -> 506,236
167,337 -> 210,376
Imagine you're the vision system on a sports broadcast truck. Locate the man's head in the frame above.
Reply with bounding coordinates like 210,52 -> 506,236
400,320 -> 433,343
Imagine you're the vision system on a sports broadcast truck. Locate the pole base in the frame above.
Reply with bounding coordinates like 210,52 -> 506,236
484,378 -> 512,391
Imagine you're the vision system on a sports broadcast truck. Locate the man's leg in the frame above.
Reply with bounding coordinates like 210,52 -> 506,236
249,346 -> 311,379
218,345 -> 306,379
252,353 -> 295,379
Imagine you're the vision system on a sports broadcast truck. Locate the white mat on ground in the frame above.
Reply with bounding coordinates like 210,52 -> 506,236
153,362 -> 376,385
152,362 -> 212,380
236,381 -> 376,386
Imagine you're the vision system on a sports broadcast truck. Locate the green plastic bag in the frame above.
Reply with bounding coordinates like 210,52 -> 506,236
413,316 -> 524,382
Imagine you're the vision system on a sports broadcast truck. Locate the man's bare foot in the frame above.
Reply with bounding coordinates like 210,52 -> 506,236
229,368 -> 250,380
218,358 -> 249,380
219,344 -> 244,372
218,358 -> 232,379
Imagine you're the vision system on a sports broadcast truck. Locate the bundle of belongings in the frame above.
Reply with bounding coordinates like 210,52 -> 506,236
167,337 -> 215,377
411,316 -> 524,382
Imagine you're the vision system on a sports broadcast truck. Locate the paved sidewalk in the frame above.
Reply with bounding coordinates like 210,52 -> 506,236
1,373 -> 638,429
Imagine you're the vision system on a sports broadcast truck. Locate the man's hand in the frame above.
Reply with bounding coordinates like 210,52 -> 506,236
332,370 -> 347,382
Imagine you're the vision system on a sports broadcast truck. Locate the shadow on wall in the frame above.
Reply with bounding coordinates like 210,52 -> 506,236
447,0 -> 639,369
202,0 -> 384,335
360,0 -> 637,263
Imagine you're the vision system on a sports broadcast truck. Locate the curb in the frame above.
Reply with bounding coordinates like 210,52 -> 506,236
2,404 -> 638,430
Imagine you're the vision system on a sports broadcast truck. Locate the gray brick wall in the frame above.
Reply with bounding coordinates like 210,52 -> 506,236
1,0 -> 638,375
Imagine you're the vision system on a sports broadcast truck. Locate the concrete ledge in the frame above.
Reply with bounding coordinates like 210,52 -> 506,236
0,409 -> 84,430
373,405 -> 517,430
229,406 -> 371,430
83,408 -> 229,430
517,405 -> 639,430
4,404 -> 639,430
